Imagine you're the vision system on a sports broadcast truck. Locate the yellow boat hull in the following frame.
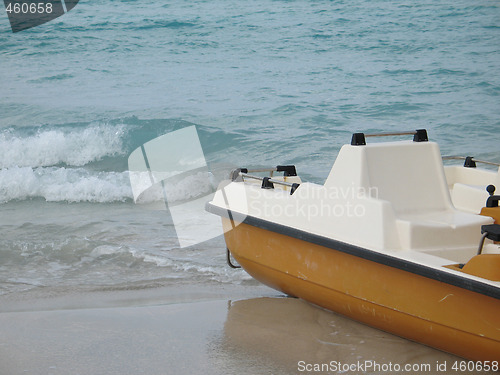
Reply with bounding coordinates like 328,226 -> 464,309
222,218 -> 500,362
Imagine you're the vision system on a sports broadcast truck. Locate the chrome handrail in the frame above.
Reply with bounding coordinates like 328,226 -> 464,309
364,130 -> 419,138
239,172 -> 297,188
244,168 -> 278,177
244,168 -> 278,173
351,129 -> 428,145
230,165 -> 297,181
442,156 -> 500,167
234,171 -> 300,195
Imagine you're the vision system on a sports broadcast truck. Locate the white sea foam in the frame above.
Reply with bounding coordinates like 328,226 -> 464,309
90,245 -> 127,257
0,166 -> 220,204
0,166 -> 132,203
0,123 -> 127,169
137,252 -> 252,283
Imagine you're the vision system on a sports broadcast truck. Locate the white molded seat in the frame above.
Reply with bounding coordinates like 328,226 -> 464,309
445,166 -> 500,214
325,141 -> 493,258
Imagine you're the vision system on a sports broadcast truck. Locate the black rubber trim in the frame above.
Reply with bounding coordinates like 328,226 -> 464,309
464,156 -> 477,168
206,203 -> 500,300
276,165 -> 297,177
482,224 -> 500,242
413,129 -> 428,142
351,133 -> 366,146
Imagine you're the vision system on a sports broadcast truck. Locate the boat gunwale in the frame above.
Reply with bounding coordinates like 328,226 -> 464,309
206,202 -> 500,300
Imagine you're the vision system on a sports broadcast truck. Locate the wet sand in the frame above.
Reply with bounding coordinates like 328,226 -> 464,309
0,284 -> 495,375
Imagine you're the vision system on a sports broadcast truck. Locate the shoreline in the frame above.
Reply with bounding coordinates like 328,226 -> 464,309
0,280 -> 273,313
1,283 -> 491,375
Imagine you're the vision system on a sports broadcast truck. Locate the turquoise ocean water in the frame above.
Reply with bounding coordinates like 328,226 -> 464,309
0,0 -> 499,297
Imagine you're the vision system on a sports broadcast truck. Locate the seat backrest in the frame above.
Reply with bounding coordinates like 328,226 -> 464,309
324,141 -> 453,214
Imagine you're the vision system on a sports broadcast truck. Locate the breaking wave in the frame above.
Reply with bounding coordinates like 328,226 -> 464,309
0,166 -> 132,203
0,118 -> 237,204
0,122 -> 127,169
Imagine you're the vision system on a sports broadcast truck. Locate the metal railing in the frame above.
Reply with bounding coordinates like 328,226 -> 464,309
442,156 -> 500,167
230,166 -> 300,195
351,129 -> 428,145
240,172 -> 298,188
364,130 -> 420,138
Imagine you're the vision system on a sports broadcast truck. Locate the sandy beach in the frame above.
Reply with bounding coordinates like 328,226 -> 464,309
1,282 -> 494,375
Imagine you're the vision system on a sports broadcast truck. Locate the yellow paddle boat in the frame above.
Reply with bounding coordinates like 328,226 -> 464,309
206,130 -> 500,361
